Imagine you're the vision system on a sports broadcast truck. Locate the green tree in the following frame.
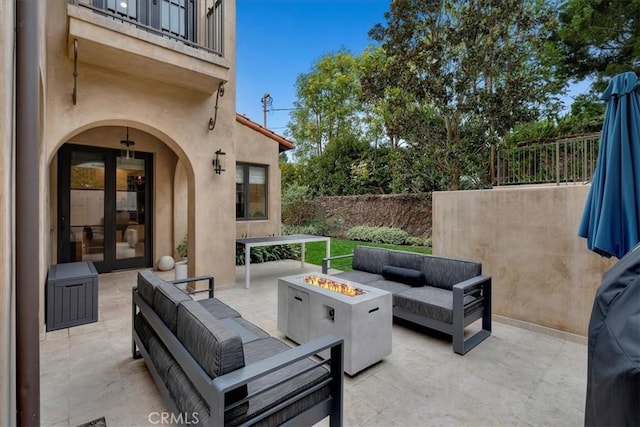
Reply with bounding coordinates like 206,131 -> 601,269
553,0 -> 640,89
367,0 -> 559,189
558,93 -> 605,135
288,50 -> 365,160
507,93 -> 605,145
279,156 -> 303,193
302,135 -> 371,196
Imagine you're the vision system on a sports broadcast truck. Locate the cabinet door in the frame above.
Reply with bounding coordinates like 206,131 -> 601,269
287,288 -> 309,343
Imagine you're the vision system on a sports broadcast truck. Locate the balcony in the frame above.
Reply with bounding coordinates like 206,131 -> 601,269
67,0 -> 230,94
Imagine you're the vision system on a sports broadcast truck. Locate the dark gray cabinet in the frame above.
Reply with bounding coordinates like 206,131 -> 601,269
46,261 -> 98,331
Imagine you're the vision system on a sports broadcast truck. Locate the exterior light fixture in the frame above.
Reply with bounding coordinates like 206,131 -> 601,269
120,127 -> 135,159
212,148 -> 226,174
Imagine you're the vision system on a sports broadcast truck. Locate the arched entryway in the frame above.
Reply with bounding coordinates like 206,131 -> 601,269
56,142 -> 153,273
51,124 -> 192,274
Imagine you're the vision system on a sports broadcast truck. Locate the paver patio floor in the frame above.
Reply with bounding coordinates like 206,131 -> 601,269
41,260 -> 588,426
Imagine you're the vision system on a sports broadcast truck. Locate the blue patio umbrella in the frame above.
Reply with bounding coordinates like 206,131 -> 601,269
578,71 -> 640,259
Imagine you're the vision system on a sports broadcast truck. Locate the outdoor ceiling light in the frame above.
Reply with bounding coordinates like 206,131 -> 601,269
120,127 -> 135,160
212,148 -> 226,174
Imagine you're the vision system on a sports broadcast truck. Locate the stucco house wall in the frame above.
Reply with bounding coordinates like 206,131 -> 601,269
40,0 -> 238,319
432,185 -> 616,337
0,1 -> 16,423
0,2 -> 293,421
235,115 -> 286,238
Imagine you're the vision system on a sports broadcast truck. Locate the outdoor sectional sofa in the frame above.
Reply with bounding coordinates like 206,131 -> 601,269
323,246 -> 491,355
131,271 -> 344,426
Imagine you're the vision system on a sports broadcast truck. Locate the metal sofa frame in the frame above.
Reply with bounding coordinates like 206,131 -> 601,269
323,252 -> 491,355
132,275 -> 344,426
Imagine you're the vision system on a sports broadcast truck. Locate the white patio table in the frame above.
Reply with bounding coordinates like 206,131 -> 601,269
236,234 -> 330,289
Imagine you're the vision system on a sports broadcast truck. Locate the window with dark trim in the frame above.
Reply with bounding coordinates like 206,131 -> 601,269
236,163 -> 268,220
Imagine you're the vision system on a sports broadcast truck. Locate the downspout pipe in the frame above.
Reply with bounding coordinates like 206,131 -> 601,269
15,0 -> 40,425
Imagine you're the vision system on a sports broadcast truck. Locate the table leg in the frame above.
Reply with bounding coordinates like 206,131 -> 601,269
326,239 -> 330,264
245,245 -> 251,289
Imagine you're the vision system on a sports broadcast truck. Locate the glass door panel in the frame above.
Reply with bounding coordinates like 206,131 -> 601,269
116,157 -> 146,260
59,143 -> 152,273
70,152 -> 105,263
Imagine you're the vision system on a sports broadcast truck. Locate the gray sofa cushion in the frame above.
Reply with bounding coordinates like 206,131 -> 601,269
148,335 -> 178,385
153,282 -> 192,333
138,270 -> 165,306
422,256 -> 482,291
388,250 -> 425,271
381,265 -> 425,287
352,246 -> 390,275
199,298 -> 242,319
134,312 -> 155,351
176,300 -> 245,379
395,286 -> 485,324
166,363 -> 215,426
332,270 -> 382,284
366,279 -> 412,297
225,317 -> 270,341
229,337 -> 330,427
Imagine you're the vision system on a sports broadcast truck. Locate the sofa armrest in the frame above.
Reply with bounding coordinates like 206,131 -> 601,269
322,253 -> 354,274
451,275 -> 492,355
170,275 -> 214,299
453,275 -> 491,297
452,275 -> 491,318
209,335 -> 344,423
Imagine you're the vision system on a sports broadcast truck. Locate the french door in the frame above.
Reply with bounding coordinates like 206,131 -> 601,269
58,144 -> 153,273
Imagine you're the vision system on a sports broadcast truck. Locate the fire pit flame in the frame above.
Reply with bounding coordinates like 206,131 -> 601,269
302,275 -> 366,297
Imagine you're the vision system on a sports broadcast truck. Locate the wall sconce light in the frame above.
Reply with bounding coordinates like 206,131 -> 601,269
120,127 -> 135,159
212,148 -> 226,174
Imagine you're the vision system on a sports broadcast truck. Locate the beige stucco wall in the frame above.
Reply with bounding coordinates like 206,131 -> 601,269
2,0 -> 255,419
432,185 -> 616,336
0,1 -> 15,424
174,161 -> 189,259
38,0 -> 239,328
235,122 -> 283,237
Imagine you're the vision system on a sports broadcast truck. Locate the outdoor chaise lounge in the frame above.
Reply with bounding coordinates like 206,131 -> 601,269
323,246 -> 491,355
131,271 -> 344,426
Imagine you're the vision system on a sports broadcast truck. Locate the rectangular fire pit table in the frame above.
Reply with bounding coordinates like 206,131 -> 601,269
277,273 -> 392,376
236,234 -> 330,289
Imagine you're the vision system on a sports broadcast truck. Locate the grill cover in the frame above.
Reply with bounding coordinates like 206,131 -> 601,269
585,243 -> 640,426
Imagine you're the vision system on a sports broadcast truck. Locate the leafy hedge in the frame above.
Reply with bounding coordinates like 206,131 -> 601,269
235,244 -> 301,266
346,226 -> 410,245
281,224 -> 323,236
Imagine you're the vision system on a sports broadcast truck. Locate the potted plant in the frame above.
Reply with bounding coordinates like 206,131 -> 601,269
175,234 -> 188,280
175,234 -> 188,260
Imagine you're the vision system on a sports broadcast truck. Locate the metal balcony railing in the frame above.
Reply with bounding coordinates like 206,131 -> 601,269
496,133 -> 601,186
74,0 -> 224,57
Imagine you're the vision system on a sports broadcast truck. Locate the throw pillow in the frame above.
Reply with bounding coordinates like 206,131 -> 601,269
381,265 -> 425,287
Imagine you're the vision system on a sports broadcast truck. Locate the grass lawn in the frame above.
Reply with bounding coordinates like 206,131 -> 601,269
303,239 -> 432,271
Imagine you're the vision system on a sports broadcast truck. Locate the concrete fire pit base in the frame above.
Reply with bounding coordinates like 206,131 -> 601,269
277,273 -> 392,375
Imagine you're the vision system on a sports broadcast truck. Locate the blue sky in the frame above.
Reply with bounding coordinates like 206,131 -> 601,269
236,0 -> 389,133
235,0 -> 592,137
